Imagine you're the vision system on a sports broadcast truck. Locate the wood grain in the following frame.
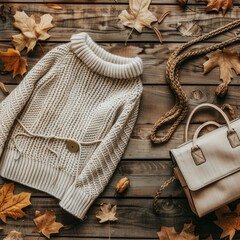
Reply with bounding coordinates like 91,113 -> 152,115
3,0 -> 206,4
0,160 -> 183,198
0,1 -> 240,239
0,4 -> 240,43
0,197 -> 239,239
2,42 -> 240,85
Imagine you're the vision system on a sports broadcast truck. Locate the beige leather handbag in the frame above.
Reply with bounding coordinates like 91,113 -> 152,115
154,103 -> 240,217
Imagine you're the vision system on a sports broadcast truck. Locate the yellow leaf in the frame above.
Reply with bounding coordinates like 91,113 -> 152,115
33,210 -> 63,239
0,182 -> 31,223
12,11 -> 54,52
13,11 -> 36,39
118,0 -> 157,33
12,33 -> 36,53
0,48 -> 28,78
35,14 -> 54,40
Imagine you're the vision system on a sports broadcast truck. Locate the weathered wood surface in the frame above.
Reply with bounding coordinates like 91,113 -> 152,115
1,0 -> 240,239
0,160 -> 183,198
2,42 -> 240,85
4,0 -> 207,4
1,4 -> 240,43
1,197 -> 240,239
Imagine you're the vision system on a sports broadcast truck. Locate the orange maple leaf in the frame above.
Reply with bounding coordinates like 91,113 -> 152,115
33,210 -> 63,239
214,204 -> 240,240
203,48 -> 240,97
0,182 -> 31,223
0,48 -> 28,78
206,0 -> 233,15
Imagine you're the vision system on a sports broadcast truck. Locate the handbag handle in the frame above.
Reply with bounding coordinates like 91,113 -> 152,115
185,103 -> 234,142
192,121 -> 221,150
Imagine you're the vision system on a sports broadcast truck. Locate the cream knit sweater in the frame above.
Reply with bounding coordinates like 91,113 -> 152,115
0,32 -> 143,220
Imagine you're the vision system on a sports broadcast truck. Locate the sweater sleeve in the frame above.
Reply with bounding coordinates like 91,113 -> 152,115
59,86 -> 143,220
0,46 -> 63,158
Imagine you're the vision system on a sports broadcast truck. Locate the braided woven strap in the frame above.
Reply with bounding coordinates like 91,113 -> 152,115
150,19 -> 240,144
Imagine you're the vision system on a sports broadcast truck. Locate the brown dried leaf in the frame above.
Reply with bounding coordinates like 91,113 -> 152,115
108,45 -> 143,57
3,230 -> 24,240
46,4 -> 63,10
33,210 -> 63,239
96,202 -> 118,223
0,48 -> 28,78
0,82 -> 10,96
204,48 -> 240,97
118,0 -> 157,33
12,11 -> 54,52
157,223 -> 199,240
206,0 -> 233,14
214,204 -> 240,240
0,182 -> 31,223
177,22 -> 202,37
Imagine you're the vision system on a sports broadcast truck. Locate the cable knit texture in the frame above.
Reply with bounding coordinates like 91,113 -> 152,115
0,32 -> 143,220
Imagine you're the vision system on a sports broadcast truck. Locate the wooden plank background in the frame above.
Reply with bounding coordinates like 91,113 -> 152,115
1,0 -> 240,239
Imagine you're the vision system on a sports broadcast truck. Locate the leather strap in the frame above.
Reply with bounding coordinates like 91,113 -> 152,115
185,103 -> 233,142
192,121 -> 221,150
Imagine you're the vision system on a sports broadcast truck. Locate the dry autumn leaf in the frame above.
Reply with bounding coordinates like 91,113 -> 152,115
157,223 -> 199,240
3,230 -> 24,240
204,48 -> 240,97
96,202 -> 118,223
214,204 -> 240,240
33,210 -> 63,239
12,11 -> 54,52
206,0 -> 233,15
119,0 -> 157,33
0,182 -> 31,223
0,48 -> 28,78
108,45 -> 143,57
0,82 -> 10,96
46,3 -> 63,10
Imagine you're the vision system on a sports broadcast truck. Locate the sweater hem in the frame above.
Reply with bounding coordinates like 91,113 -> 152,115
59,185 -> 94,220
0,146 -> 75,200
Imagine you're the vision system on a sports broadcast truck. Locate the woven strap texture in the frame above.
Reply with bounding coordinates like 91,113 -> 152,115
150,19 -> 240,144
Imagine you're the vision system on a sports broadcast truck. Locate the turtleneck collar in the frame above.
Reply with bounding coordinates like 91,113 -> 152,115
69,32 -> 143,79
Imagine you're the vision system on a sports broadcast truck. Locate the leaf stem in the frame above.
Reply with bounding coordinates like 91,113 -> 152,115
38,41 -> 45,55
158,11 -> 170,24
125,28 -> 134,46
109,221 -> 111,240
153,27 -> 163,44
